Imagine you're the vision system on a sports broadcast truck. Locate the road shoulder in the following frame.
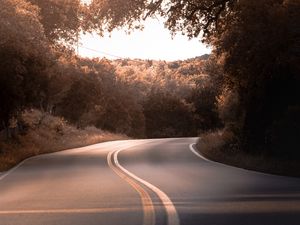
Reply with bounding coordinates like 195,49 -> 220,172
195,136 -> 300,178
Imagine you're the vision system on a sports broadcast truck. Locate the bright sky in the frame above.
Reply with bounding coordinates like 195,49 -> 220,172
78,18 -> 211,61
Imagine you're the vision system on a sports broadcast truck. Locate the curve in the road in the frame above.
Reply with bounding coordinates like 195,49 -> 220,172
189,143 -> 213,162
108,145 -> 180,225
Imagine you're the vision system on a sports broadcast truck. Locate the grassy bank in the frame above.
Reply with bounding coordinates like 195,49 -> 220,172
196,131 -> 300,177
0,110 -> 127,172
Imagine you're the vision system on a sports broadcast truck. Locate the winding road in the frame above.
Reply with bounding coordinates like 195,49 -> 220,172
0,138 -> 300,225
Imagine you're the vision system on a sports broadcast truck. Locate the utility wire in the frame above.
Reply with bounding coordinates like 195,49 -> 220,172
79,45 -> 129,60
78,44 -> 152,63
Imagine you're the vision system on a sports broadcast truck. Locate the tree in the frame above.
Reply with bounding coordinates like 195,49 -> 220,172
55,56 -> 146,137
187,56 -> 224,131
28,0 -> 82,44
143,91 -> 196,138
58,76 -> 101,125
0,0 -> 51,134
213,0 -> 300,154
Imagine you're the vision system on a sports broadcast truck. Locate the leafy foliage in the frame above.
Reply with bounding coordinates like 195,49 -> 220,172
51,55 -> 217,138
143,91 -> 196,138
28,0 -> 82,44
0,0 -> 50,129
86,0 -> 236,41
213,0 -> 300,156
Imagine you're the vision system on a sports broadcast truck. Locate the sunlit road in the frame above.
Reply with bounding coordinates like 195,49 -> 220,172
0,138 -> 300,225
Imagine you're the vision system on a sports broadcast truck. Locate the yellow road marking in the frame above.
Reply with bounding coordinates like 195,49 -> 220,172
0,207 -> 139,215
111,146 -> 180,225
107,150 -> 155,225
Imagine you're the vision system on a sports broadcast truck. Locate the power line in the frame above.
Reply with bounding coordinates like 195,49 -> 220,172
78,45 -> 149,63
79,45 -> 129,60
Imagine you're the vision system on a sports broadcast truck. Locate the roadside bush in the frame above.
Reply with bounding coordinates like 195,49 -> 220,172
143,91 -> 196,138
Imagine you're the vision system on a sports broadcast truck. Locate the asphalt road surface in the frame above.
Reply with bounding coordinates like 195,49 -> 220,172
0,138 -> 300,225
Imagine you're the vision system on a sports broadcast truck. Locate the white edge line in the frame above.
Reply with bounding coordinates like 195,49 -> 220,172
189,142 -> 261,170
114,148 -> 180,225
0,159 -> 27,181
189,143 -> 212,162
189,143 -> 297,178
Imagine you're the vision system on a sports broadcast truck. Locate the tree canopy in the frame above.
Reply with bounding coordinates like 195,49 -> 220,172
87,0 -> 237,40
28,0 -> 82,44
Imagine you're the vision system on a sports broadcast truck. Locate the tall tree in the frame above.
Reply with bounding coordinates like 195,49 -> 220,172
211,0 -> 300,153
0,0 -> 50,130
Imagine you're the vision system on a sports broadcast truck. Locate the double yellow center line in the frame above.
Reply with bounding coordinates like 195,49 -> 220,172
107,144 -> 180,225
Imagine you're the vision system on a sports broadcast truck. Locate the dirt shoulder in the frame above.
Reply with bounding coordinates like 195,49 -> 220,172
0,110 -> 127,172
196,131 -> 300,177
0,130 -> 127,172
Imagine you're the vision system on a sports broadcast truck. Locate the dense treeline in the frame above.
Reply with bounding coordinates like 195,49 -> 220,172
19,53 -> 222,138
1,44 -> 219,139
111,56 -> 221,137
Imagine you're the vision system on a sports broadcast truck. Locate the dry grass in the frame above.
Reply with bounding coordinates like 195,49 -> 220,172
0,110 -> 127,172
196,130 -> 300,177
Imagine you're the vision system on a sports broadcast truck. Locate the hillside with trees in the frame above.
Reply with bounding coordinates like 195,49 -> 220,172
1,50 -> 220,139
111,56 -> 222,137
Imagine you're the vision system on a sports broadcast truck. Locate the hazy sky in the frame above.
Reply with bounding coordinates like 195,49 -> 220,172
79,18 -> 211,61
